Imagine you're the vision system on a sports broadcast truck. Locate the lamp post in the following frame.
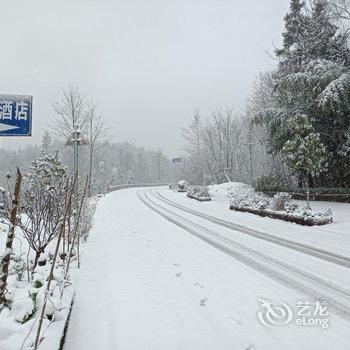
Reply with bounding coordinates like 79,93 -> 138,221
65,125 -> 88,226
99,161 -> 106,193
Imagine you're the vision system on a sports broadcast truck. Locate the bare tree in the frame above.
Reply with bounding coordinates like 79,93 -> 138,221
183,110 -> 202,154
17,153 -> 68,272
52,84 -> 86,139
85,100 -> 110,196
181,104 -> 277,185
328,0 -> 350,21
182,110 -> 205,184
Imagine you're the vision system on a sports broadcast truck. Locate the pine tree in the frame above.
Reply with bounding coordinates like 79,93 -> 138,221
282,115 -> 326,208
276,0 -> 309,71
307,0 -> 350,64
257,0 -> 350,187
41,130 -> 52,154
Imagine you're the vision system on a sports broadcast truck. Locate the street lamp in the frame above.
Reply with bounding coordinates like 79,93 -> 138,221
99,161 -> 106,193
65,125 -> 88,225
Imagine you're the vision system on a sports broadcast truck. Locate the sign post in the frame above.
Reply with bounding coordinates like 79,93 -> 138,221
172,157 -> 182,163
171,157 -> 183,185
0,94 -> 33,137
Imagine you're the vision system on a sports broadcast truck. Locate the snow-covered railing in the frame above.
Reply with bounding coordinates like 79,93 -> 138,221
107,183 -> 168,192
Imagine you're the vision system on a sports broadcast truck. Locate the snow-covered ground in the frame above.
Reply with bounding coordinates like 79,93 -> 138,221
64,187 -> 350,350
0,224 -> 75,350
179,183 -> 350,257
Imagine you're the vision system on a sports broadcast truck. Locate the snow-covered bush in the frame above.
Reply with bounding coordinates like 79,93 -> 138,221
187,186 -> 210,201
11,256 -> 27,282
16,152 -> 68,272
0,185 -> 10,221
230,187 -> 333,226
253,174 -> 291,192
231,191 -> 270,210
187,185 -> 211,201
11,290 -> 37,324
187,185 -> 210,198
79,198 -> 97,242
177,180 -> 189,192
271,192 -> 292,211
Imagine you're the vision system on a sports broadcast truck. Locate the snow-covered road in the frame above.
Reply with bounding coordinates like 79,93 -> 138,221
64,187 -> 350,350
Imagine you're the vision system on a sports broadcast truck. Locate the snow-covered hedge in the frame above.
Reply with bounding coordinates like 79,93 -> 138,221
230,190 -> 333,226
187,186 -> 211,202
265,191 -> 350,203
177,180 -> 189,193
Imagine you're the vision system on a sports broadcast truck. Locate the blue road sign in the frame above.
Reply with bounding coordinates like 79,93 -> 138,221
0,94 -> 33,136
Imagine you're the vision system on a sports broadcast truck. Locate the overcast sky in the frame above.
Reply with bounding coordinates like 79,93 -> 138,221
0,0 -> 289,157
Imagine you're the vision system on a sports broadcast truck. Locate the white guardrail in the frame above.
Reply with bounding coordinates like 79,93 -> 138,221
107,183 -> 169,192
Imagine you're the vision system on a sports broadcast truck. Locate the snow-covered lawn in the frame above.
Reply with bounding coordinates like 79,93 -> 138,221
64,188 -> 350,350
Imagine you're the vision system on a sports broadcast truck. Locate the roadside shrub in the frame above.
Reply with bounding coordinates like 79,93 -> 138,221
79,199 -> 97,242
11,257 -> 27,282
177,180 -> 189,192
307,188 -> 350,195
12,290 -> 37,324
188,185 -> 210,198
16,152 -> 68,272
231,192 -> 270,210
253,174 -> 289,192
271,192 -> 292,211
229,189 -> 333,226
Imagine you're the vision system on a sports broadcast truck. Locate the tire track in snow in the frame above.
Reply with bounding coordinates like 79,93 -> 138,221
154,189 -> 350,269
137,189 -> 350,321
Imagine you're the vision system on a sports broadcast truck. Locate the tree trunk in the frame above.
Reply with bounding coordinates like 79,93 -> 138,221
305,175 -> 311,210
31,249 -> 42,275
0,168 -> 22,306
88,146 -> 93,197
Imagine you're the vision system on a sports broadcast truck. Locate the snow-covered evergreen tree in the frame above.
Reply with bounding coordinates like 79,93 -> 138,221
306,0 -> 349,64
276,0 -> 309,71
282,115 -> 326,208
41,130 -> 52,154
254,0 -> 350,187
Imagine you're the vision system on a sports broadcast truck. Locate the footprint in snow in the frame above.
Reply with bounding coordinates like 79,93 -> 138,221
173,263 -> 180,267
223,314 -> 241,326
199,298 -> 208,307
175,272 -> 183,278
193,281 -> 205,289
